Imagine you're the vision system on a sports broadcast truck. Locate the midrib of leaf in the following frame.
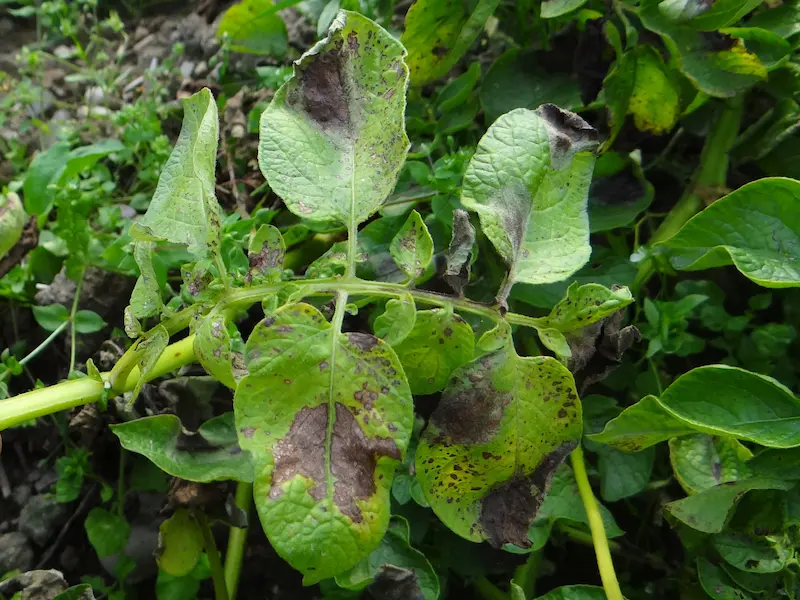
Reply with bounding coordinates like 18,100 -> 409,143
347,145 -> 358,278
325,291 -> 349,514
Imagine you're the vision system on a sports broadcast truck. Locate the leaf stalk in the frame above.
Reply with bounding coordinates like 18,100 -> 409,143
223,482 -> 252,600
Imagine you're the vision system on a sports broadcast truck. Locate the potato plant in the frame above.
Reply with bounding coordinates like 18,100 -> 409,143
1,2 -> 800,600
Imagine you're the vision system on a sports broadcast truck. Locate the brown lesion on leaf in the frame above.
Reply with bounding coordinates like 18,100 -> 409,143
290,40 -> 351,132
245,244 -> 284,285
430,352 -> 510,445
535,104 -> 599,169
368,565 -> 425,600
270,404 -> 328,502
347,332 -> 380,352
479,441 -> 577,548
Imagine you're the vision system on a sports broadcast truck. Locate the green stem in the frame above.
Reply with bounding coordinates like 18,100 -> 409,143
571,446 -> 624,600
0,320 -> 71,384
197,511 -> 230,600
223,482 -> 252,600
0,336 -> 196,431
633,97 -> 744,292
474,577 -> 508,600
68,273 -> 85,375
117,449 -> 126,517
512,550 -> 542,599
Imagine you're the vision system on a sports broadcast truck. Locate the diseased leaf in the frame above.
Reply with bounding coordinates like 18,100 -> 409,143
259,11 -> 409,231
588,154 -> 655,232
665,477 -> 793,533
111,413 -> 254,483
246,224 -> 285,285
444,209 -> 475,296
461,106 -> 597,299
389,210 -> 433,281
669,434 -> 751,494
0,192 -> 25,256
713,532 -> 791,573
401,0 -> 500,86
656,178 -> 800,288
129,227 -> 163,321
53,585 -> 96,600
129,325 -> 169,401
234,303 -> 413,583
658,0 -> 762,30
539,283 -> 634,333
658,365 -> 800,448
139,89 -> 222,259
416,333 -> 582,548
373,295 -> 416,346
335,516 -> 439,600
697,558 -> 753,600
85,508 -> 130,557
588,395 -> 694,452
217,0 -> 288,56
392,307 -> 475,395
157,509 -> 205,577
194,315 -> 245,390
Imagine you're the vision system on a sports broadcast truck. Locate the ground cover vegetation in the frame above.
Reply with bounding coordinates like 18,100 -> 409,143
0,0 -> 800,599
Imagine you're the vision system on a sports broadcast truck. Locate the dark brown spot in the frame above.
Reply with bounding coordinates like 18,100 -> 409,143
240,427 -> 256,439
367,565 -> 424,600
348,332 -> 380,352
558,408 -> 568,419
291,50 -> 350,131
270,405 -> 328,501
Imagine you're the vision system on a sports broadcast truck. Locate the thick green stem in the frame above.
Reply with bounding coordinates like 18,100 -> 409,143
571,446 -> 624,600
197,511 -> 230,600
474,577 -> 508,600
0,336 -> 196,431
512,550 -> 542,598
223,482 -> 252,600
633,97 -> 744,292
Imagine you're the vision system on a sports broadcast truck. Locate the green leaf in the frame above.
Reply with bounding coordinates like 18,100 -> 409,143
658,0 -> 763,30
480,49 -> 582,125
389,210 -> 433,281
335,516 -> 440,600
598,446 -> 655,502
723,27 -> 791,69
541,0 -> 589,18
437,62 -> 481,113
259,11 -> 409,232
140,89 -> 222,259
510,582 -> 526,600
22,142 -> 71,217
234,303 -> 413,583
713,532 -> 791,573
111,413 -> 254,483
373,295 -> 416,346
416,334 -> 582,548
32,303 -> 70,332
57,140 -> 125,186
539,283 -> 634,332
665,477 -> 793,533
156,556 -> 212,600
657,365 -> 800,448
604,45 -> 680,145
129,229 -> 163,321
444,209 -> 475,296
588,395 -> 693,451
246,224 -> 285,285
534,586 -> 608,600
461,106 -> 598,298
669,434 -> 751,494
401,0 -> 500,86
53,584 -> 96,600
747,1 -> 800,39
656,178 -> 800,288
640,0 -> 767,97
0,192 -> 25,256
85,508 -> 130,557
128,325 -> 169,401
194,315 -> 245,390
74,310 -> 107,334
392,307 -> 475,395
157,509 -> 205,577
217,0 -> 288,56
697,558 -> 753,600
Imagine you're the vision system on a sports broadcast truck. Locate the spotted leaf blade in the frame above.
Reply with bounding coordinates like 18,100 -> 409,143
389,210 -> 433,281
416,338 -> 582,548
258,11 -> 410,229
194,315 -> 245,390
234,303 -> 413,583
460,106 -> 598,299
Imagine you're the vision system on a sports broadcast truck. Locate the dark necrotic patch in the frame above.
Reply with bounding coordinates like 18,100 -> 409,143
479,441 -> 578,548
348,332 -> 380,352
368,565 -> 425,600
269,404 -> 328,501
293,48 -> 351,131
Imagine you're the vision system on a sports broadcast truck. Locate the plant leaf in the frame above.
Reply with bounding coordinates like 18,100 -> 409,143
373,295 -> 416,346
669,434 -> 752,494
392,307 -> 475,395
246,224 -> 285,285
697,557 -> 753,600
541,0 -> 589,18
259,11 -> 409,231
401,0 -> 500,86
234,303 -> 413,583
129,325 -> 170,401
217,0 -> 288,56
22,142 -> 70,217
539,283 -> 634,332
444,209 -> 475,296
416,335 -> 582,548
658,0 -> 763,30
460,106 -> 598,299
139,88 -> 222,259
335,516 -> 440,600
588,395 -> 694,451
111,413 -> 254,483
656,178 -> 800,288
157,509 -> 205,577
194,316 -> 245,390
534,586 -> 609,600
32,303 -> 70,332
129,229 -> 163,320
85,508 -> 130,557
713,532 -> 791,573
74,310 -> 107,334
598,446 -> 655,502
657,365 -> 800,448
0,192 -> 25,256
389,210 -> 433,281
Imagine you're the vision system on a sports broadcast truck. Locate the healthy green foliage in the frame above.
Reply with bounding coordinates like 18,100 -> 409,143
0,192 -> 25,256
157,510 -> 205,577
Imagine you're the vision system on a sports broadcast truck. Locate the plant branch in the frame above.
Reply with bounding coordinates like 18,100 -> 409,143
0,336 -> 196,431
197,510 -> 230,600
473,577 -> 508,600
223,482 -> 252,600
571,445 -> 624,600
633,96 -> 744,292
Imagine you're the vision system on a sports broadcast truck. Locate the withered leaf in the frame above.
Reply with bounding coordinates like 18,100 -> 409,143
444,209 -> 476,296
